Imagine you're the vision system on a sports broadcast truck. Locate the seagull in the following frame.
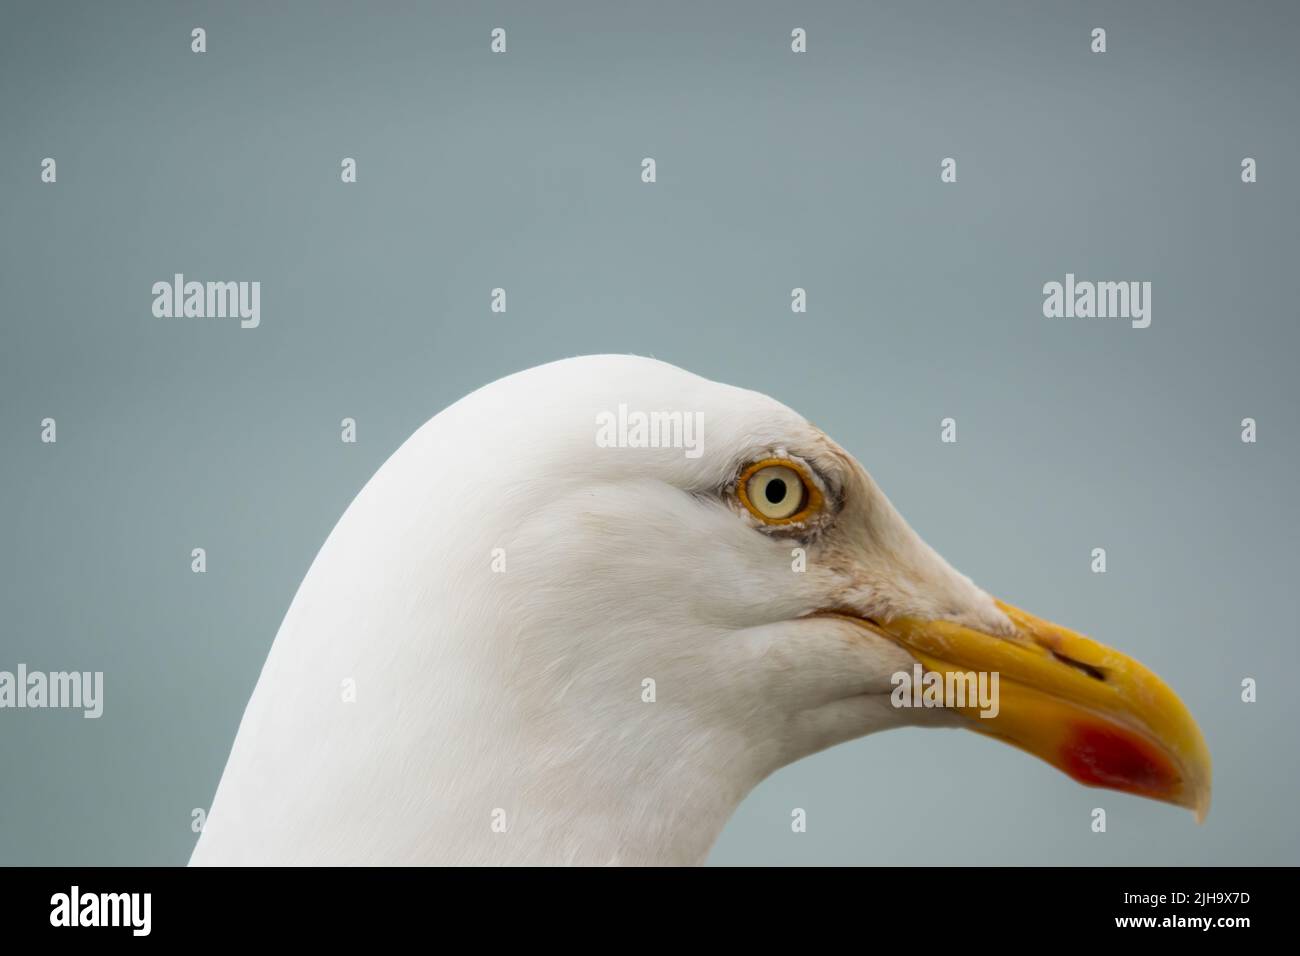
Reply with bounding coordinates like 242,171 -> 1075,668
191,355 -> 1210,866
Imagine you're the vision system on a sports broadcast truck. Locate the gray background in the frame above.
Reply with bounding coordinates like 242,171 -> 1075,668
1,0 -> 1296,865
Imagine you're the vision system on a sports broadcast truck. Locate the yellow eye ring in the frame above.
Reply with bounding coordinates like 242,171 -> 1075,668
736,458 -> 824,525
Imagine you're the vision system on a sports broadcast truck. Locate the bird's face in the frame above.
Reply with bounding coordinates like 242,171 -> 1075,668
486,358 -> 1210,820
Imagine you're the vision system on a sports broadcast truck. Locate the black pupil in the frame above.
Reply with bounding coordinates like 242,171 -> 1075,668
764,478 -> 788,505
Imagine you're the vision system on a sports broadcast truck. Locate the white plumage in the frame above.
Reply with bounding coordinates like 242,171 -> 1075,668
191,355 -> 1206,866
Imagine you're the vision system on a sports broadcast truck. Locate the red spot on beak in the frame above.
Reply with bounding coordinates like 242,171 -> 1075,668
1063,723 -> 1179,798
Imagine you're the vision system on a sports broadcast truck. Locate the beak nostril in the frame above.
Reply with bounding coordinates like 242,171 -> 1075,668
1051,650 -> 1107,682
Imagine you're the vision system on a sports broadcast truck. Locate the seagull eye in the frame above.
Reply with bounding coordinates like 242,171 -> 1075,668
737,459 -> 822,524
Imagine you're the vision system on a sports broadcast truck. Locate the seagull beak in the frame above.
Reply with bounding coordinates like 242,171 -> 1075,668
870,600 -> 1212,821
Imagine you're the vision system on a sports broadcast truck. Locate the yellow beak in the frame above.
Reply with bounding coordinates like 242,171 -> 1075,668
872,600 -> 1212,821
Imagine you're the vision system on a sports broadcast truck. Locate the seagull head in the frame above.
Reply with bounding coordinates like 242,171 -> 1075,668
194,354 -> 1210,865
